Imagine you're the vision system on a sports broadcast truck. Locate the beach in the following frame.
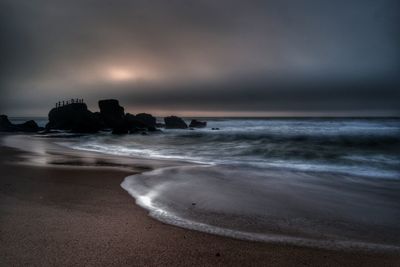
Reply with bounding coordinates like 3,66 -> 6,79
1,135 -> 399,266
2,0 -> 398,264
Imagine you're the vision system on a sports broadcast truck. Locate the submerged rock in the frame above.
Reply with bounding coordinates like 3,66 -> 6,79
189,119 -> 207,128
164,116 -> 188,129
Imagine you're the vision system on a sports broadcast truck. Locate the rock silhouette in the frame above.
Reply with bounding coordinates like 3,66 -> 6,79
0,115 -> 41,132
2,98 -> 207,134
189,119 -> 207,128
111,125 -> 129,135
98,99 -> 125,128
124,113 -> 156,130
47,103 -> 102,133
0,115 -> 13,131
16,120 -> 41,132
164,116 -> 188,129
135,113 -> 157,128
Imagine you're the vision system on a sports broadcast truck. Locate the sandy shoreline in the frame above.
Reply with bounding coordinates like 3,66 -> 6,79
1,136 -> 399,266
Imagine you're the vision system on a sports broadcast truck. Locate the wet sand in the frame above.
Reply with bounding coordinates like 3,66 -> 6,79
0,141 -> 399,266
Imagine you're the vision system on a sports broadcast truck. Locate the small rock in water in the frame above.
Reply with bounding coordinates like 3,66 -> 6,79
191,202 -> 196,206
211,127 -> 220,130
164,116 -> 188,129
189,119 -> 207,128
215,252 -> 221,257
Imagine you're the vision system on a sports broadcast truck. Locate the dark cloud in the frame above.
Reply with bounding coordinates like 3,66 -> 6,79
0,0 -> 399,116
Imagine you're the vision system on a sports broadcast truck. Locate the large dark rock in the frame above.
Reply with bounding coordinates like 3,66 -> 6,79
93,112 -> 107,129
189,119 -> 207,128
112,125 -> 129,135
0,115 -> 13,131
15,120 -> 41,132
124,113 -> 157,130
135,113 -> 156,128
47,103 -> 102,133
164,116 -> 188,129
98,99 -> 125,128
0,115 -> 41,132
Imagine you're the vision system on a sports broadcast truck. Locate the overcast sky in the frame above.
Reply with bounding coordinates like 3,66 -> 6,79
1,0 -> 399,116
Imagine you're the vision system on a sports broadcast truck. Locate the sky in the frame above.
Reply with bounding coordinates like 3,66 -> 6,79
0,0 -> 399,117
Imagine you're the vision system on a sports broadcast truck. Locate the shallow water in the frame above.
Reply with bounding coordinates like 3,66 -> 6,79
121,164 -> 400,250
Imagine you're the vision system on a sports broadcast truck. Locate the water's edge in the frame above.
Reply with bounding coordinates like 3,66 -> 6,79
2,133 -> 399,252
120,166 -> 400,252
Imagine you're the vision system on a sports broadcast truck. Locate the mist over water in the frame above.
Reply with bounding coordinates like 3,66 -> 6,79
65,118 -> 400,249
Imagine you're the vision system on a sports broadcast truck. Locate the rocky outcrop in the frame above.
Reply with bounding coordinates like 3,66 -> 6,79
111,125 -> 129,135
0,115 -> 13,131
15,120 -> 41,132
98,99 -> 125,128
189,119 -> 207,128
0,115 -> 41,132
135,113 -> 156,128
93,112 -> 106,128
124,113 -> 156,130
2,98 -> 206,135
47,103 -> 102,133
164,116 -> 188,129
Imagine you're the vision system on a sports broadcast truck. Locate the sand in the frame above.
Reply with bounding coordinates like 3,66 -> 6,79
0,141 -> 399,266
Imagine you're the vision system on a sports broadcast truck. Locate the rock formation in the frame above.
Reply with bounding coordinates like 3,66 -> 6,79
164,116 -> 188,129
15,120 -> 41,132
0,115 -> 13,131
47,103 -> 102,133
2,98 -> 208,134
98,99 -> 125,128
135,113 -> 157,128
189,119 -> 207,128
111,125 -> 129,135
124,113 -> 156,130
0,115 -> 41,132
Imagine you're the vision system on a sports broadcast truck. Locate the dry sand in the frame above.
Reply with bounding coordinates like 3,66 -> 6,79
0,144 -> 399,266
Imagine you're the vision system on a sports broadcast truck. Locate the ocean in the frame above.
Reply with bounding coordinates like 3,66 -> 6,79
10,117 -> 400,250
66,117 -> 400,179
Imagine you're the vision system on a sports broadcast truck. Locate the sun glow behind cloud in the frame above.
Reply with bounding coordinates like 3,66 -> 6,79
100,64 -> 163,84
107,67 -> 135,82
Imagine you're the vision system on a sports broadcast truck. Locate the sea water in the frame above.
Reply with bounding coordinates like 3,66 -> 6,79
62,118 -> 400,250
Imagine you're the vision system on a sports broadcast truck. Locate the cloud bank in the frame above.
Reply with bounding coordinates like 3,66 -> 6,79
1,0 -> 399,116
